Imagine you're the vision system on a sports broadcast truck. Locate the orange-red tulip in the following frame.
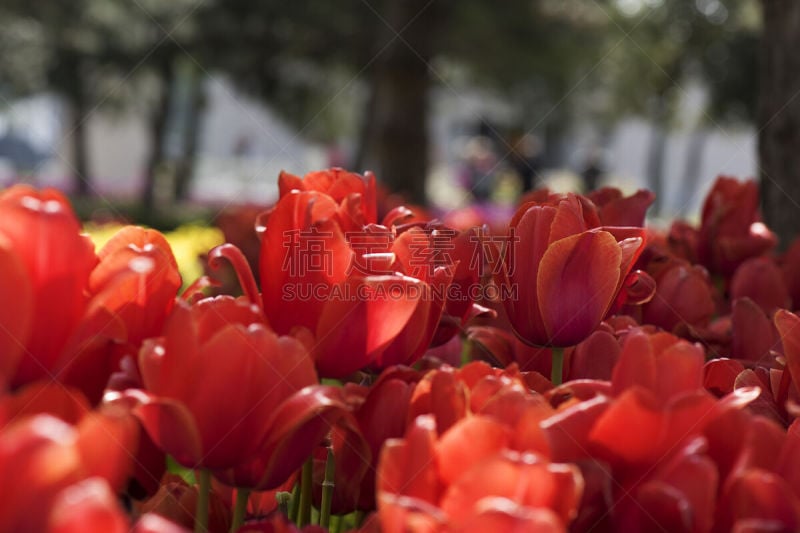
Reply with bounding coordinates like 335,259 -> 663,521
135,296 -> 317,470
260,189 -> 451,377
0,186 -> 97,387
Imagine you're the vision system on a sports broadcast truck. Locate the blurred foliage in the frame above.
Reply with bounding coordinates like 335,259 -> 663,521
0,0 -> 762,203
69,195 -> 217,231
597,0 -> 759,127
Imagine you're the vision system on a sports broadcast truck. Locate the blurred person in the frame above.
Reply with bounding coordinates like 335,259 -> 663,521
508,131 -> 543,194
580,147 -> 606,193
459,135 -> 498,202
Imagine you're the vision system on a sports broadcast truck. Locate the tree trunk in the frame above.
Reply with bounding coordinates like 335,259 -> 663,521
69,87 -> 91,197
64,55 -> 92,197
173,64 -> 205,202
141,53 -> 176,210
758,1 -> 800,248
370,0 -> 449,206
352,73 -> 379,174
678,128 -> 708,216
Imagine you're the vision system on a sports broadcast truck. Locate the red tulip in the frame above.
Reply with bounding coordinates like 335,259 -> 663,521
135,296 -> 317,470
278,168 -> 377,231
697,176 -> 776,277
61,226 -> 181,402
641,259 -> 716,334
0,413 -> 136,532
776,309 -> 800,397
780,237 -> 800,309
260,189 -> 450,377
587,187 -> 655,227
0,188 -> 182,402
498,193 -> 647,347
0,235 -> 32,390
0,186 -> 97,387
214,385 -> 354,490
138,474 -> 231,532
377,415 -> 583,531
731,257 -> 791,314
731,297 -> 778,364
48,478 -> 129,533
321,371 -> 418,511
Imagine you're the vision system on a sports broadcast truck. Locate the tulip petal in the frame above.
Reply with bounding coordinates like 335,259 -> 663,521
537,230 -> 621,347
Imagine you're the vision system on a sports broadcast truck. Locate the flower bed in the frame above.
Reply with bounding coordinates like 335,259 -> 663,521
1,170 -> 799,532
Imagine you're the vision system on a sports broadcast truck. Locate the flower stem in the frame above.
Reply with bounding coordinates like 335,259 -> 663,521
288,483 -> 300,523
551,346 -> 564,386
298,457 -> 314,527
195,470 -> 211,533
230,488 -> 250,532
319,448 -> 336,528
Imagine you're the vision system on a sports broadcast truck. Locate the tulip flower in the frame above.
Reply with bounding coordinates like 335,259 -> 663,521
278,168 -> 377,231
587,187 -> 655,227
260,189 -> 451,377
62,226 -> 182,402
0,187 -> 182,401
377,415 -> 584,531
135,296 -> 317,470
498,193 -> 647,349
697,176 -> 776,277
640,259 -> 716,334
730,256 -> 791,314
0,413 -> 136,532
0,186 -> 97,387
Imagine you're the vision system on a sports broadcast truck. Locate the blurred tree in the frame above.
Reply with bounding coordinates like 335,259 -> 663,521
0,1 -> 100,196
194,0 -> 611,205
0,0 -> 200,208
759,1 -> 800,247
441,1 -> 610,168
598,0 -> 758,215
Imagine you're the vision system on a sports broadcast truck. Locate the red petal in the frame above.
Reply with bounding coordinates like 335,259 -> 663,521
49,478 -> 129,533
537,230 -> 621,346
436,416 -> 510,485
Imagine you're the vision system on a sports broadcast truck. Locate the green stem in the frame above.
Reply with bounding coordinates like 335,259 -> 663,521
288,481 -> 300,523
230,488 -> 250,532
298,458 -> 314,527
319,448 -> 336,528
195,469 -> 211,533
551,346 -> 564,386
331,515 -> 342,533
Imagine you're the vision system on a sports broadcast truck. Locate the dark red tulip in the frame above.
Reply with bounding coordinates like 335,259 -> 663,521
776,309 -> 800,396
641,259 -> 716,334
731,297 -> 778,364
697,176 -> 776,277
214,385 -> 353,490
780,237 -> 800,309
587,187 -> 655,227
499,193 -> 647,347
138,474 -> 231,532
731,257 -> 791,314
